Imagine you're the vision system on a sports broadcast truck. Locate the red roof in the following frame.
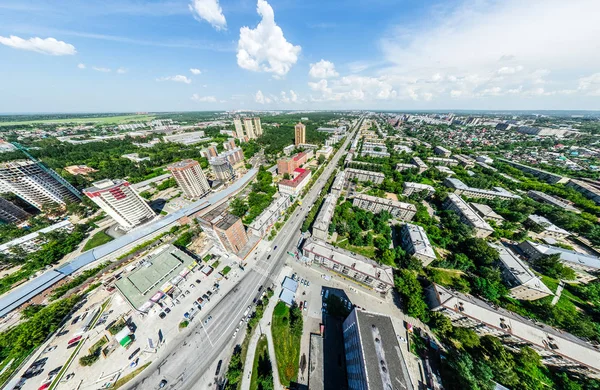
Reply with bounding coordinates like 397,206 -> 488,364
293,152 -> 306,161
279,168 -> 310,188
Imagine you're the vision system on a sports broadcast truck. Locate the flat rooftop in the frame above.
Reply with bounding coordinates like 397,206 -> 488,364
490,243 -> 552,295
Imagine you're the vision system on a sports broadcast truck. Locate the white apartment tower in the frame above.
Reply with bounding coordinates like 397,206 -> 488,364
243,118 -> 256,139
234,118 -> 245,139
84,179 -> 155,230
167,159 -> 210,198
253,117 -> 263,136
0,159 -> 81,210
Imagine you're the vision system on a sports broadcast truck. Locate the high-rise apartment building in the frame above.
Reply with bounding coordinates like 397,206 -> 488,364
167,159 -> 210,199
209,158 -> 235,181
223,138 -> 236,151
244,118 -> 256,139
0,197 -> 30,224
294,122 -> 306,145
197,203 -> 249,255
84,179 -> 155,230
253,117 -> 263,136
234,118 -> 245,139
0,159 -> 81,210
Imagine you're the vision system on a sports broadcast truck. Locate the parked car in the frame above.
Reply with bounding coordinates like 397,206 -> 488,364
215,360 -> 223,376
195,279 -> 202,284
159,312 -> 166,319
164,308 -> 171,314
304,301 -> 308,311
128,348 -> 141,360
159,379 -> 168,388
48,366 -> 62,376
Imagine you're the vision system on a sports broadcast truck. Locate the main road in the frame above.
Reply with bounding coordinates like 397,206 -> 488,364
126,116 -> 363,390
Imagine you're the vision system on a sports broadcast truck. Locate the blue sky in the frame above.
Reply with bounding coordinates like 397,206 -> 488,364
1,0 -> 599,112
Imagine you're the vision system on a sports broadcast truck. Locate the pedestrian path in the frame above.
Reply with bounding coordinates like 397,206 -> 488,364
551,280 -> 565,306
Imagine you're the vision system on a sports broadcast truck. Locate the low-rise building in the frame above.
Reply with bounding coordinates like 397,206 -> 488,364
331,170 -> 346,197
426,283 -> 600,378
0,220 -> 74,255
527,215 -> 570,239
444,193 -> 494,238
498,158 -> 569,184
566,179 -> 600,205
163,130 -> 208,145
396,163 -> 417,172
402,182 -> 435,197
316,146 -> 333,160
277,151 -> 310,175
436,166 -> 456,176
302,237 -> 394,293
352,194 -> 416,221
64,165 -> 98,176
476,155 -> 493,164
278,168 -> 312,197
248,195 -> 291,237
410,157 -> 428,173
427,157 -> 458,166
343,309 -> 414,390
434,145 -> 452,157
345,168 -> 385,185
490,243 -> 553,300
444,178 -> 520,200
528,191 -> 580,213
283,144 -> 295,156
469,203 -> 505,225
400,223 -> 436,266
476,161 -> 498,172
312,193 -> 337,241
121,153 -> 150,163
519,240 -> 599,283
453,154 -> 475,168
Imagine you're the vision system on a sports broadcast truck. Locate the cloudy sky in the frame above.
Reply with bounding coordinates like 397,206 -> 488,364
1,0 -> 599,112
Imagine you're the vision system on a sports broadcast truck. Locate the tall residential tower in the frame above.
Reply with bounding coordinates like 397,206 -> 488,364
167,159 -> 210,198
295,122 -> 306,145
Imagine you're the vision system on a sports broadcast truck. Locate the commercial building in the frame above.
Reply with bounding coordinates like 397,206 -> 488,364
453,154 -> 475,168
345,168 -> 385,185
426,283 -> 600,378
402,182 -> 435,197
253,117 -> 263,136
352,194 -> 416,220
115,244 -> 198,312
410,157 -> 428,173
490,243 -> 553,301
197,204 -> 248,255
278,168 -> 312,197
234,118 -> 245,139
528,190 -> 580,213
163,130 -> 208,145
0,197 -> 30,224
567,180 -> 600,205
444,193 -> 494,238
427,157 -> 458,166
0,220 -> 74,255
316,146 -> 333,159
519,241 -> 600,283
167,159 -> 210,199
209,157 -> 235,182
343,309 -> 413,390
434,145 -> 452,157
312,193 -> 337,241
302,237 -> 394,293
295,122 -> 306,145
400,223 -> 436,266
497,158 -> 569,184
279,276 -> 298,306
84,179 -> 155,230
469,203 -> 505,225
526,215 -> 570,239
444,178 -> 520,200
0,159 -> 81,210
243,118 -> 256,139
247,195 -> 291,237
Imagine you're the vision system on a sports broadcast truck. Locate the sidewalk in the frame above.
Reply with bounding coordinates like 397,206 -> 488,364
241,271 -> 286,390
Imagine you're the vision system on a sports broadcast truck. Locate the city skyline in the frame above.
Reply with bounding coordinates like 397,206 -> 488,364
1,0 -> 599,112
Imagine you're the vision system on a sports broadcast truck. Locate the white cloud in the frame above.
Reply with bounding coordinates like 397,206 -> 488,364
0,35 -> 76,55
77,63 -> 86,69
117,67 -> 127,74
156,75 -> 192,84
237,0 -> 301,77
578,73 -> 600,95
254,90 -> 272,104
309,60 -> 339,79
289,90 -> 298,102
188,0 -> 226,30
497,65 -> 523,75
308,79 -> 331,94
92,66 -> 111,72
191,94 -> 217,102
280,90 -> 299,103
190,68 -> 202,75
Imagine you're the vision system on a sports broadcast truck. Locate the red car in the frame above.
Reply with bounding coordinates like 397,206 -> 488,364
38,382 -> 51,390
67,335 -> 82,347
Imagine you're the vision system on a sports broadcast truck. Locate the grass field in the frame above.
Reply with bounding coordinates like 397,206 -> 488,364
335,238 -> 377,259
250,335 -> 272,390
113,362 -> 152,389
0,114 -> 155,127
271,302 -> 302,386
83,230 -> 114,251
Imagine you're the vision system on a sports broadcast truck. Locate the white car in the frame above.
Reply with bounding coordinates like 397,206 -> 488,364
232,331 -> 238,338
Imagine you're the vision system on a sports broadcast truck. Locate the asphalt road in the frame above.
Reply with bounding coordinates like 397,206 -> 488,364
125,117 -> 363,390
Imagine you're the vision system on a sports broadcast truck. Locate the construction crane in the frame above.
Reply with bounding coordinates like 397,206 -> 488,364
11,142 -> 83,200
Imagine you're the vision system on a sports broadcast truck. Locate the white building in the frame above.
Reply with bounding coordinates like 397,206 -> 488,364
345,168 -> 385,185
209,158 -> 235,182
410,157 -> 428,173
312,193 -> 337,241
167,159 -> 210,199
490,243 -> 553,301
244,118 -> 256,139
400,223 -> 436,266
253,117 -> 263,136
434,145 -> 452,157
283,144 -> 295,156
278,168 -> 311,197
528,191 -> 580,213
444,193 -> 494,238
316,146 -> 333,160
444,178 -> 520,200
163,130 -> 208,145
248,195 -> 290,237
121,153 -> 150,163
352,194 -> 416,220
476,155 -> 494,164
234,118 -> 245,139
402,182 -> 435,197
0,220 -> 74,255
453,154 -> 475,168
426,157 -> 458,166
331,170 -> 346,197
527,215 -> 570,239
84,179 -> 155,230
498,158 -> 569,184
469,203 -> 505,225
0,159 -> 81,210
